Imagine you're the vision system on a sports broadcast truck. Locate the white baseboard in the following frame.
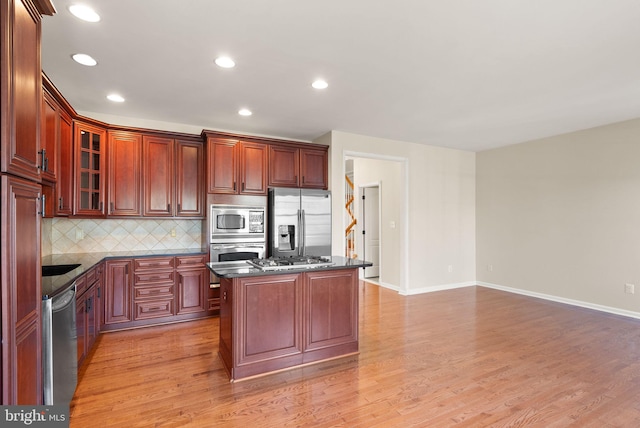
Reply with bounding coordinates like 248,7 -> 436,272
478,281 -> 640,320
362,278 -> 400,293
399,281 -> 476,296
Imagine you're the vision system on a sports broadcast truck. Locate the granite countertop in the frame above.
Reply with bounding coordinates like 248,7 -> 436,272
207,256 -> 372,278
42,248 -> 208,298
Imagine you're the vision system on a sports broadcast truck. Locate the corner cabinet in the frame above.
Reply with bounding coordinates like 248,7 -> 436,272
207,137 -> 268,195
74,121 -> 106,216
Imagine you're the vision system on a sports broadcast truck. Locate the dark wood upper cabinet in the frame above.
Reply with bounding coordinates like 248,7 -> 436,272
74,121 -> 106,216
207,138 -> 238,194
299,148 -> 328,189
143,136 -> 174,217
207,137 -> 267,195
40,92 -> 58,182
108,131 -> 142,216
1,0 -> 43,183
269,145 -> 328,189
175,140 -> 204,217
239,142 -> 268,194
56,111 -> 73,215
269,145 -> 299,188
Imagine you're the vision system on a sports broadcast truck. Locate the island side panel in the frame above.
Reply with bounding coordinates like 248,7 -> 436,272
303,268 -> 359,363
233,273 -> 304,379
218,277 -> 233,377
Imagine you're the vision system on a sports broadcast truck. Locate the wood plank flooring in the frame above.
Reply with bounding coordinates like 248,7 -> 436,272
70,283 -> 640,427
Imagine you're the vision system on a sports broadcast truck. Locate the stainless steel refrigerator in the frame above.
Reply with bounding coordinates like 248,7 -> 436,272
268,188 -> 332,257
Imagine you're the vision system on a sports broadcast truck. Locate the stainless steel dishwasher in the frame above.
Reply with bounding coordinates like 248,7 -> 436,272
42,281 -> 78,405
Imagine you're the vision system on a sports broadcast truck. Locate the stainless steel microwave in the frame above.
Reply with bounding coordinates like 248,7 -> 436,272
210,204 -> 266,243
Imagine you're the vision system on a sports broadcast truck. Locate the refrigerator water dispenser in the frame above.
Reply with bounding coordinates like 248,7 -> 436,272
278,225 -> 295,251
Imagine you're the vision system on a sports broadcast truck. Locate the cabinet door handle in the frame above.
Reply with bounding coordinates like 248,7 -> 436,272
233,182 -> 236,191
38,149 -> 47,171
223,290 -> 227,301
167,204 -> 171,213
97,286 -> 101,298
177,203 -> 181,212
39,194 -> 46,218
242,182 -> 245,191
59,197 -> 63,210
110,202 -> 114,214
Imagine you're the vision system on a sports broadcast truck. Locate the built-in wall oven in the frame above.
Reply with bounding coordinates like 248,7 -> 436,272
209,204 -> 266,284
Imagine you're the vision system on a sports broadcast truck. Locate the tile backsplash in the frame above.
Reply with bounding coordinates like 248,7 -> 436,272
45,218 -> 204,255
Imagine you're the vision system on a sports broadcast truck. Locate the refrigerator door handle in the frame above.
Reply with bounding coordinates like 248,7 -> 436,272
300,209 -> 306,256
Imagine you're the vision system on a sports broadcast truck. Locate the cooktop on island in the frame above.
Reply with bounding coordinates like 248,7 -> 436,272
247,256 -> 335,271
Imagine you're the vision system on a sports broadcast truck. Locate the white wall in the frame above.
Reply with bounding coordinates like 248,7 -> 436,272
477,118 -> 640,316
320,131 -> 476,294
352,158 -> 403,288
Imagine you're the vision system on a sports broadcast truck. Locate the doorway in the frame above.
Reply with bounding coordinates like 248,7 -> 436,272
360,185 -> 380,279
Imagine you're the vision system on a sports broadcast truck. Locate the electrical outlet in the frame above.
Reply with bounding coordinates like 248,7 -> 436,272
448,265 -> 453,273
170,228 -> 176,237
487,264 -> 493,272
625,283 -> 635,294
75,228 -> 84,241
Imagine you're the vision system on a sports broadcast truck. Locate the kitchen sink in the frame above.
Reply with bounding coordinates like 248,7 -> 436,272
42,264 -> 81,277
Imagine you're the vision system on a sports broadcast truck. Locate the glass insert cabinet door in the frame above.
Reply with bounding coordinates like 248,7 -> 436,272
74,122 -> 106,215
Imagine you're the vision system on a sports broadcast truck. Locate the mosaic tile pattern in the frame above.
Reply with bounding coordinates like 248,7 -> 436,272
50,218 -> 204,254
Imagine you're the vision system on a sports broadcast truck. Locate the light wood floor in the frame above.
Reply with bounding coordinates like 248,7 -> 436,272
70,283 -> 640,427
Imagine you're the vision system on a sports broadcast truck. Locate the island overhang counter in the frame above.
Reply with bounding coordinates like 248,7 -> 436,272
207,256 -> 372,381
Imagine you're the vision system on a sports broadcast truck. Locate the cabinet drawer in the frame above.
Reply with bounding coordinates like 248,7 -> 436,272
134,271 -> 175,285
134,285 -> 174,300
134,257 -> 174,271
175,255 -> 206,268
134,299 -> 174,320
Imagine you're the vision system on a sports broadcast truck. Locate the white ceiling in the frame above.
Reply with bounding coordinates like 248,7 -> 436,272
41,0 -> 640,152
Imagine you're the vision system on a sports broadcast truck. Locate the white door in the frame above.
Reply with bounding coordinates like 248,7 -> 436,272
362,186 -> 380,278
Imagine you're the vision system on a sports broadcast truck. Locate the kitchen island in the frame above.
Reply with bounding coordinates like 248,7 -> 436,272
208,256 -> 371,381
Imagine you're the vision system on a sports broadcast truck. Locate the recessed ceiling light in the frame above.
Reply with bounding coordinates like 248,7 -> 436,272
107,94 -> 125,103
238,108 -> 252,116
312,79 -> 328,89
72,53 -> 97,66
215,56 -> 236,68
69,4 -> 101,22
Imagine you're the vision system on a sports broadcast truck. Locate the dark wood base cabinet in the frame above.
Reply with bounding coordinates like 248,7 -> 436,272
102,255 -> 214,331
219,268 -> 359,381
